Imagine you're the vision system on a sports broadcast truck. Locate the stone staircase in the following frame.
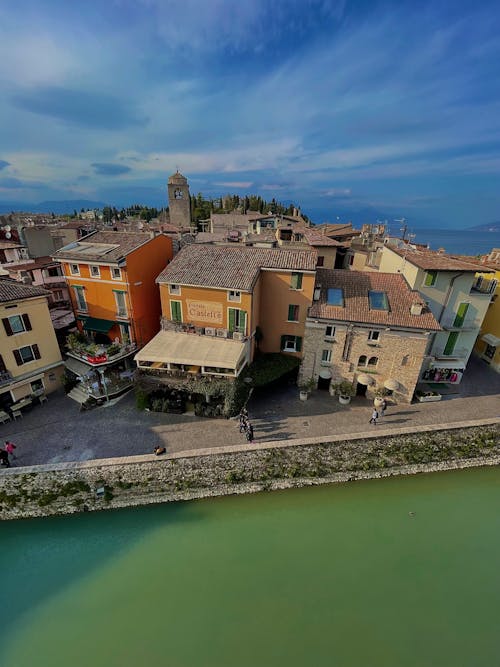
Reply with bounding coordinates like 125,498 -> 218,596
67,384 -> 90,405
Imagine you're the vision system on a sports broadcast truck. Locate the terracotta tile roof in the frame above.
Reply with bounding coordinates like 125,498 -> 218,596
309,269 -> 441,330
5,256 -> 56,272
52,230 -> 155,263
302,229 -> 343,247
0,278 -> 50,303
157,245 -> 317,290
0,241 -> 23,250
385,245 -> 485,271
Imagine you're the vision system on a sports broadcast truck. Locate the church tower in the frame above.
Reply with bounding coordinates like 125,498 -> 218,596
167,171 -> 191,228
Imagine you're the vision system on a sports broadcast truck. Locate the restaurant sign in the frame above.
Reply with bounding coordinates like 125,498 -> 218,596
186,299 -> 223,324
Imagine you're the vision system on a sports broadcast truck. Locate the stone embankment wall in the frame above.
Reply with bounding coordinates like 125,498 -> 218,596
1,420 -> 499,520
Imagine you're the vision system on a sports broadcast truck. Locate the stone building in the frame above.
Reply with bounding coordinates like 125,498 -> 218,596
167,171 -> 191,228
298,269 -> 441,403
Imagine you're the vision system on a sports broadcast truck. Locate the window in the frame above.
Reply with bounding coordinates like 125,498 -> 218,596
47,266 -> 61,277
290,272 -> 303,290
112,267 -> 122,280
70,264 -> 80,275
228,308 -> 247,333
327,288 -> 344,306
367,356 -> 378,367
169,284 -> 181,296
0,354 -> 6,373
2,314 -> 32,336
228,290 -> 241,302
453,302 -> 469,328
401,355 -> 409,366
287,304 -> 299,322
13,344 -> 41,366
485,344 -> 496,360
171,300 -> 182,322
368,330 -> 380,342
325,325 -> 335,339
368,291 -> 389,310
321,349 -> 332,364
424,271 -> 437,287
53,290 -> 64,301
114,291 -> 128,318
358,355 -> 367,366
31,379 -> 44,393
73,286 -> 87,312
90,265 -> 100,277
317,256 -> 325,267
349,255 -> 354,266
280,335 -> 302,353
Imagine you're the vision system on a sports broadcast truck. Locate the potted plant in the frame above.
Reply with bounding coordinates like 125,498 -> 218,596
373,387 -> 389,408
415,389 -> 442,403
299,377 -> 315,401
336,381 -> 355,405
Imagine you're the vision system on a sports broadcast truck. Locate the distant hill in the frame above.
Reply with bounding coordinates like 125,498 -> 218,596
467,222 -> 500,232
0,200 -> 106,215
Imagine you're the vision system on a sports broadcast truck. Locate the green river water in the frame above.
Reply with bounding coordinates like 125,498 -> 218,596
1,467 -> 500,667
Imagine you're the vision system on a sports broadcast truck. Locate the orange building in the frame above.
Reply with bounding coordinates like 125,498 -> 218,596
53,231 -> 173,404
135,245 -> 317,380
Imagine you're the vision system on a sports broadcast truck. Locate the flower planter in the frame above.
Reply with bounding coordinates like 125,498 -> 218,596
416,394 -> 442,403
299,390 -> 309,401
338,395 -> 351,405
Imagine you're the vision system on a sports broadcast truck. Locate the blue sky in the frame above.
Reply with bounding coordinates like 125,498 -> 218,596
0,0 -> 499,227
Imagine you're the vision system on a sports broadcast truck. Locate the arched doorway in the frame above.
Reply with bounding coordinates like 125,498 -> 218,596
356,382 -> 367,396
317,369 -> 332,390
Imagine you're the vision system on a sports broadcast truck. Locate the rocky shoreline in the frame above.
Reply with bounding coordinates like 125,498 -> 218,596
0,422 -> 499,520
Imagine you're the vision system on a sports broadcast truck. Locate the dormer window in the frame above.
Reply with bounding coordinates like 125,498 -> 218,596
169,284 -> 181,296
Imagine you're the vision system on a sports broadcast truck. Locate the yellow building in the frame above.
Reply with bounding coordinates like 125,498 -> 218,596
0,279 -> 64,414
135,245 -> 317,380
473,254 -> 500,372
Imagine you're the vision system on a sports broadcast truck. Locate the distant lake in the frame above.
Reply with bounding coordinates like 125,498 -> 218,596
412,228 -> 500,256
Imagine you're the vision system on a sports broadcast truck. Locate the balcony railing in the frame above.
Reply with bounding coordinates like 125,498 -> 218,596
160,317 -> 248,341
471,277 -> 498,295
432,346 -> 469,359
440,317 -> 482,331
67,341 -> 137,366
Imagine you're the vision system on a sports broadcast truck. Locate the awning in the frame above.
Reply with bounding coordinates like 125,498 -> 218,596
65,356 -> 94,378
357,373 -> 375,386
81,317 -> 115,333
384,378 -> 400,391
135,330 -> 247,371
481,333 -> 500,347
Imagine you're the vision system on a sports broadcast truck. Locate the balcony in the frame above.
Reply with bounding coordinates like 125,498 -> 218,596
66,334 -> 137,367
471,277 -> 498,295
160,317 -> 248,341
440,317 -> 481,331
432,346 -> 469,360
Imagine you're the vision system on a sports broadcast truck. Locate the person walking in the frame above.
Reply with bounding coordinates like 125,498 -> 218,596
245,422 -> 254,442
379,399 -> 387,417
0,447 -> 10,468
5,441 -> 16,461
369,408 -> 379,425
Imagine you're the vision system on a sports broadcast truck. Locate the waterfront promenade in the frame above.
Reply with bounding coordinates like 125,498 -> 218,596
1,355 -> 499,468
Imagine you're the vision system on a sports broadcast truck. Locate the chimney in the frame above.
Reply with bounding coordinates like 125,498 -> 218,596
410,302 -> 424,315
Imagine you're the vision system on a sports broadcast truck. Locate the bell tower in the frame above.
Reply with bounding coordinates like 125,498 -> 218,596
167,170 -> 191,228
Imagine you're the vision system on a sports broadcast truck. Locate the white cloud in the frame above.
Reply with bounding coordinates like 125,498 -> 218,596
214,181 -> 253,188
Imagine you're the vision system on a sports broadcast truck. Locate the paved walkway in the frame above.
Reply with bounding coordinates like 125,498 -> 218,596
1,355 -> 499,468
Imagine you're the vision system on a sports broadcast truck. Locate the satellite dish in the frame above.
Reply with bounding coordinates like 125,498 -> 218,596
4,225 -> 11,232
5,232 -> 11,239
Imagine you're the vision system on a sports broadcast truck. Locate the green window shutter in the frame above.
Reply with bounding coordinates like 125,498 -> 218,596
288,304 -> 294,320
453,302 -> 469,328
228,308 -> 236,332
240,311 -> 247,334
424,271 -> 437,286
295,336 -> 302,352
2,318 -> 13,336
171,301 -> 181,322
291,272 -> 303,289
22,314 -> 32,331
280,335 -> 287,351
444,332 -> 458,355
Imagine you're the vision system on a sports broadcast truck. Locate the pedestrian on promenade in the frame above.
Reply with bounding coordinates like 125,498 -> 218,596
0,447 -> 10,467
239,409 -> 248,433
5,441 -> 16,460
379,399 -> 387,417
245,422 -> 254,442
369,409 -> 379,425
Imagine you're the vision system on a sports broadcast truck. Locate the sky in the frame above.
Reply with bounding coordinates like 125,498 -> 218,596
0,0 -> 499,228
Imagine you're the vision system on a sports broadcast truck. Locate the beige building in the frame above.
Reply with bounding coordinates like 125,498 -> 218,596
299,270 -> 441,403
0,279 -> 64,413
378,245 -> 491,385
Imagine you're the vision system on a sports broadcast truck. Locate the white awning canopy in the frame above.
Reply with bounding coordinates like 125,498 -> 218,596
430,359 -> 466,369
384,378 -> 400,391
135,330 -> 247,370
357,373 -> 375,386
481,333 -> 500,347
